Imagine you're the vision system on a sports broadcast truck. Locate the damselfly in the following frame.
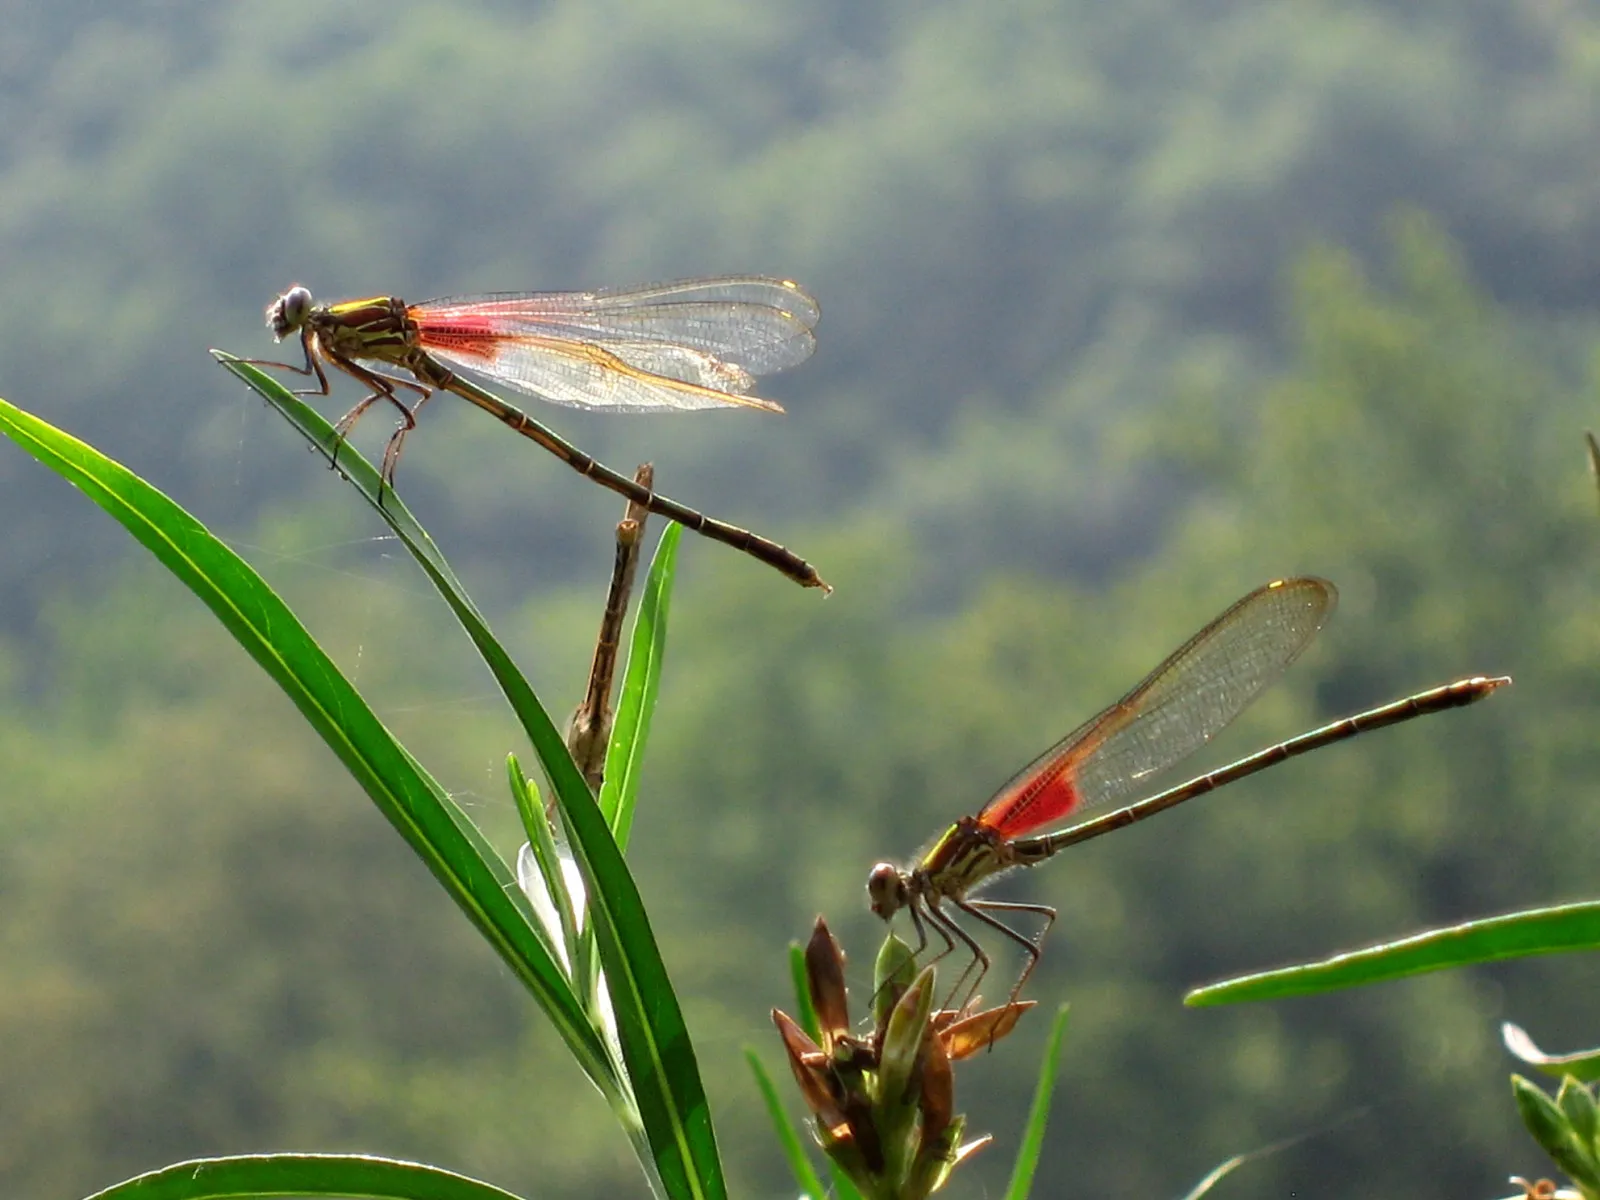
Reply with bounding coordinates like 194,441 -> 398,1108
250,278 -> 827,590
867,578 -> 1509,1006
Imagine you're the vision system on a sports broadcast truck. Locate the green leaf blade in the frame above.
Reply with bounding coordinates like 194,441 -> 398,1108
215,354 -> 569,780
600,522 -> 680,845
745,1049 -> 831,1200
1504,1022 -> 1600,1083
553,773 -> 726,1200
82,1152 -> 527,1200
1003,1004 -> 1070,1200
0,395 -> 612,1097
1187,900 -> 1600,1006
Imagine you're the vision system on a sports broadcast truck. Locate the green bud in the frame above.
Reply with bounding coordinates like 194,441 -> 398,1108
1559,1076 -> 1600,1154
1514,1075 -> 1600,1188
906,1112 -> 965,1197
815,1117 -> 877,1198
880,967 -> 936,1104
877,967 -> 937,1193
873,932 -> 918,1030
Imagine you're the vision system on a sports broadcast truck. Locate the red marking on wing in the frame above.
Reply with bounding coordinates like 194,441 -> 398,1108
979,764 -> 1083,839
414,312 -> 507,362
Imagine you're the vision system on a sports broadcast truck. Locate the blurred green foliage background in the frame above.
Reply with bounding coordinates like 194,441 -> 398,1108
2,1 -> 1599,1196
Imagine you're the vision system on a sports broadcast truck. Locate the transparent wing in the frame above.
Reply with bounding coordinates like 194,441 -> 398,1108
977,578 -> 1337,838
414,276 -> 819,376
421,332 -> 783,413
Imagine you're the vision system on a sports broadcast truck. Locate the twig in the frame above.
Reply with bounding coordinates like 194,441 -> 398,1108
567,463 -> 653,792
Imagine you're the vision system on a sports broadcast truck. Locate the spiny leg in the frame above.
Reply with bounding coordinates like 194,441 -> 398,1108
327,386 -> 408,486
322,352 -> 428,489
236,329 -> 331,397
912,900 -> 958,972
904,900 -> 931,959
382,384 -> 439,484
924,896 -> 991,1016
870,900 -> 954,1016
377,384 -> 438,485
959,896 -> 1057,1016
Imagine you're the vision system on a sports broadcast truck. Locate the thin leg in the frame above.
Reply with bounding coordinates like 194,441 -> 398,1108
235,329 -> 329,396
924,896 -> 992,1016
320,352 -> 432,487
961,898 -> 1057,1006
324,384 -> 410,485
870,899 -> 954,1017
385,384 -> 437,482
241,335 -> 427,486
911,901 -> 956,966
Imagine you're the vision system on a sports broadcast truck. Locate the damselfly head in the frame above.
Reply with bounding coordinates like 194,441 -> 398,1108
266,284 -> 315,340
866,863 -> 909,920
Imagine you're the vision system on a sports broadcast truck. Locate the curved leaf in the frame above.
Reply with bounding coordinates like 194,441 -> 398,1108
600,522 -> 680,846
217,357 -> 719,1195
553,765 -> 726,1200
1504,1022 -> 1600,1083
0,395 -> 614,1099
82,1152 -> 525,1200
1187,900 -> 1600,1006
745,1050 -> 832,1200
1003,1004 -> 1070,1200
214,355 -> 563,771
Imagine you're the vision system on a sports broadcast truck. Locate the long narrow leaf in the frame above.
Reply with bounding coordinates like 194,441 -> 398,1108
600,523 -> 680,845
1188,900 -> 1600,1006
215,354 -> 575,796
83,1152 -> 526,1200
1175,1153 -> 1255,1200
219,352 -> 729,1187
553,769 -> 726,1200
1174,1109 -> 1370,1198
577,522 -> 679,1016
744,1050 -> 831,1200
787,942 -> 821,1044
0,396 -> 614,1101
508,757 -> 582,978
1504,1022 -> 1600,1083
217,354 -> 623,1008
1003,1004 -> 1070,1200
214,361 -> 722,1197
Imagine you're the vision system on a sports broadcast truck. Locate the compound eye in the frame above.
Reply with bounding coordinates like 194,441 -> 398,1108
866,863 -> 905,918
266,284 -> 314,339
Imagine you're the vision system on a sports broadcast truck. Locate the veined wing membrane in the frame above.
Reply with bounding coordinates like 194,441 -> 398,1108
415,277 -> 819,374
586,276 -> 820,326
423,334 -> 783,413
978,578 -> 1336,837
